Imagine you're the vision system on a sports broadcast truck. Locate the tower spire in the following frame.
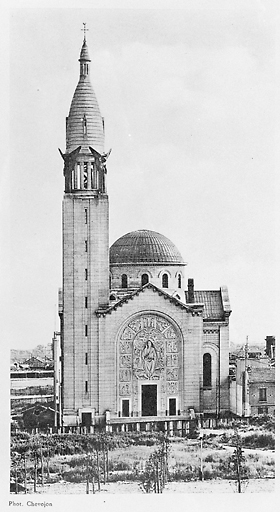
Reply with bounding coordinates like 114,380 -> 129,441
63,32 -> 104,157
81,22 -> 89,42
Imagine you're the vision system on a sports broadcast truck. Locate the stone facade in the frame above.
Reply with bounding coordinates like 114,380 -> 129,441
59,36 -> 231,430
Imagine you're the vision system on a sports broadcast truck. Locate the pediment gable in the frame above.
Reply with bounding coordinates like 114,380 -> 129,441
96,282 -> 203,317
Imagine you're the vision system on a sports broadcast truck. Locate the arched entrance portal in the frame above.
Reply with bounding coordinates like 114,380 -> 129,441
118,313 -> 182,418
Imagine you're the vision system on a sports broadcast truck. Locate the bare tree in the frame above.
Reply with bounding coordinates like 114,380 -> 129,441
229,431 -> 248,493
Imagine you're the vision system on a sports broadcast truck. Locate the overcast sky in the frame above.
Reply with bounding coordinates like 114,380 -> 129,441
6,4 -> 278,350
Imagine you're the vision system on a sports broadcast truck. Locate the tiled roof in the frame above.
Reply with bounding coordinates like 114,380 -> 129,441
185,290 -> 225,320
110,230 -> 185,265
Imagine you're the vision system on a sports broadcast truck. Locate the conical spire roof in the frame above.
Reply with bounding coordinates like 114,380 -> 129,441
66,38 -> 104,154
79,39 -> 91,62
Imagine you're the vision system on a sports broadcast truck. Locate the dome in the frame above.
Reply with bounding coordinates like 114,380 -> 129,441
110,230 -> 185,265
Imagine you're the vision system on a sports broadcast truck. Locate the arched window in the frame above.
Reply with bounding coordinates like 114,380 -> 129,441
121,274 -> 128,288
178,274 -> 182,289
141,273 -> 149,286
162,273 -> 169,288
203,353 -> 212,388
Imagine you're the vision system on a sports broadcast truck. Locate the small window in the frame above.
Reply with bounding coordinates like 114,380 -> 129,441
85,381 -> 88,393
83,165 -> 87,189
85,325 -> 88,337
203,353 -> 212,388
258,407 -> 263,415
85,269 -> 88,280
85,297 -> 88,308
83,116 -> 87,137
162,273 -> 169,288
85,353 -> 88,365
141,273 -> 149,286
259,388 -> 267,402
122,400 -> 129,417
76,163 -> 81,189
121,274 -> 128,288
85,240 -> 88,252
178,274 -> 182,289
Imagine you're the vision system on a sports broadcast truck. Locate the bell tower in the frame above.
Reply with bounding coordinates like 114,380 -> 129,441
60,30 -> 110,427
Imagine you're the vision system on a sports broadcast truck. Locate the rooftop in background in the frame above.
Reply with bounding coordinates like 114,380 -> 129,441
249,367 -> 275,383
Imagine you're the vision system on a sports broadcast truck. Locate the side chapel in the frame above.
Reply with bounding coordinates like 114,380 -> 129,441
58,33 -> 231,433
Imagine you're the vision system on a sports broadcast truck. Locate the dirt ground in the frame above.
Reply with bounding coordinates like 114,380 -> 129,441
29,478 -> 274,494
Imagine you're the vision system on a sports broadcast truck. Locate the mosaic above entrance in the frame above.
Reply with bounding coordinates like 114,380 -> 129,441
118,315 -> 181,401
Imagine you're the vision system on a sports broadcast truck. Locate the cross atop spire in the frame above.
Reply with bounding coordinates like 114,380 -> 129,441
81,22 -> 89,41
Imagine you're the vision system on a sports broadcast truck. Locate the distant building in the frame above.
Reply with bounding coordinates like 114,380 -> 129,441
230,354 -> 275,417
229,344 -> 264,361
248,367 -> 275,416
247,346 -> 263,359
23,356 -> 46,369
22,403 -> 56,429
265,336 -> 275,361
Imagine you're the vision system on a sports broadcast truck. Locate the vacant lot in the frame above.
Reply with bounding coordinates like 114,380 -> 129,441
11,419 -> 275,494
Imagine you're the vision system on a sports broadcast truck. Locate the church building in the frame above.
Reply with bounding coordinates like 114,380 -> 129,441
58,34 -> 231,433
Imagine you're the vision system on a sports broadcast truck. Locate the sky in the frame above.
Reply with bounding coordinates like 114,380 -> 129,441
4,3 -> 278,350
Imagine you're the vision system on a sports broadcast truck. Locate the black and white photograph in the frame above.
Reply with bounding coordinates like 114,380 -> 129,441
3,0 -> 277,507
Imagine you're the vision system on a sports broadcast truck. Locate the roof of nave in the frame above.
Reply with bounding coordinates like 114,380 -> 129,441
96,282 -> 203,317
185,289 -> 231,321
66,39 -> 104,154
110,230 -> 185,266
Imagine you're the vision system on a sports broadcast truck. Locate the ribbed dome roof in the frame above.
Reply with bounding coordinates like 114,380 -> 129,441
66,41 -> 104,154
110,230 -> 185,265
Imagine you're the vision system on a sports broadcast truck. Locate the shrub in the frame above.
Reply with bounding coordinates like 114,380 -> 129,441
203,462 -> 219,480
108,471 -> 136,482
204,453 -> 215,463
109,459 -> 132,471
48,460 -> 68,474
249,415 -> 275,431
67,455 -> 88,468
63,466 -> 87,483
242,432 -> 275,450
169,464 -> 199,482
